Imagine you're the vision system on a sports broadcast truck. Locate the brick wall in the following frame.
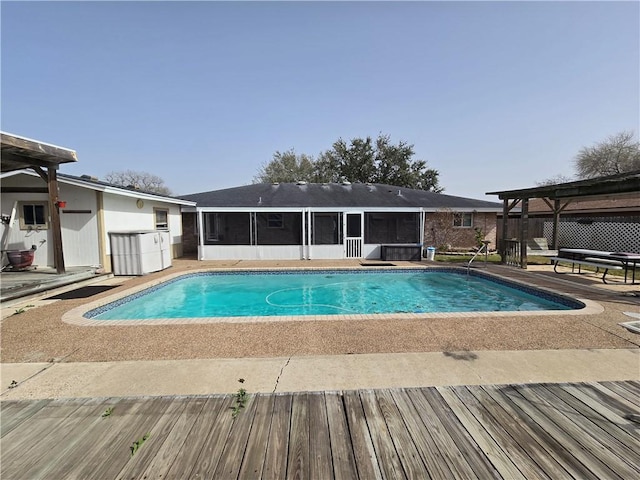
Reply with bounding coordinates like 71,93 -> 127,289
423,212 -> 497,251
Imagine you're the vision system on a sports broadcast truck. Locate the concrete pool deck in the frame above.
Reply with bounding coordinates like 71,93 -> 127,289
1,258 -> 639,400
2,348 -> 639,400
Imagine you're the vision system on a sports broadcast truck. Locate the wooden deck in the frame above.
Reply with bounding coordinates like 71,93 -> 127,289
2,381 -> 639,479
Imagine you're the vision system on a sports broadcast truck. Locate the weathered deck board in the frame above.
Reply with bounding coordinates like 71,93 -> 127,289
115,396 -> 189,480
161,395 -> 228,478
467,386 -> 569,479
262,394 -> 292,479
1,398 -> 90,476
238,394 -> 275,479
437,386 -> 529,479
599,380 -> 640,407
375,389 -> 429,478
185,394 -> 236,478
214,393 -> 259,479
389,389 -> 455,480
136,396 -> 209,479
359,389 -> 407,479
286,392 -> 310,480
1,381 -> 639,480
325,391 -> 358,479
543,384 -> 640,467
515,384 -> 635,479
73,396 -> 173,480
0,398 -> 51,437
308,392 -> 333,479
418,388 -> 501,479
481,385 -> 602,480
342,390 -> 382,479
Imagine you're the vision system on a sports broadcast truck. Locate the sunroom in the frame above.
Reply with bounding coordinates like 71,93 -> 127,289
180,182 -> 503,261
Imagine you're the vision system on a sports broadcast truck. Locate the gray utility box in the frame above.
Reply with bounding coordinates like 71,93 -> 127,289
109,230 -> 171,275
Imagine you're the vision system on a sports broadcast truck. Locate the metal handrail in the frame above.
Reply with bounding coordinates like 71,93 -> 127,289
467,240 -> 491,275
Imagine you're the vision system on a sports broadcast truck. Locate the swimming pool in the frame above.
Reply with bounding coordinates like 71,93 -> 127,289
85,269 -> 583,321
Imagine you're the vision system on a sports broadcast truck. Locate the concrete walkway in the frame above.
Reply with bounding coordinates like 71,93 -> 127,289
2,348 -> 638,400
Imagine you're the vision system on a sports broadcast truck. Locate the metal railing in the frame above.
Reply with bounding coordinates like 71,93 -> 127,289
467,240 -> 491,275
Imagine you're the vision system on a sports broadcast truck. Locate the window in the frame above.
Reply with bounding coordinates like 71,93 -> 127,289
453,212 -> 473,228
267,213 -> 284,229
19,202 -> 48,230
154,208 -> 169,230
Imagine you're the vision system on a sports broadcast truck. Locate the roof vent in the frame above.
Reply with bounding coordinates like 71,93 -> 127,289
397,189 -> 402,196
81,174 -> 99,181
258,196 -> 262,205
296,180 -> 307,185
272,182 -> 279,186
342,180 -> 351,185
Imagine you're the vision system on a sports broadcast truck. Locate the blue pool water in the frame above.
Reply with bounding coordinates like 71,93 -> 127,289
87,270 -> 581,320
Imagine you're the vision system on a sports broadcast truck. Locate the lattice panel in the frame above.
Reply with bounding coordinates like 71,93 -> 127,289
543,221 -> 640,252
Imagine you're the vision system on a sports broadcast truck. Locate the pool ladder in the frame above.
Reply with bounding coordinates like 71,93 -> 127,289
467,241 -> 491,276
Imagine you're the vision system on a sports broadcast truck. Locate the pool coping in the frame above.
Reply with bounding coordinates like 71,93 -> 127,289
61,266 -> 604,326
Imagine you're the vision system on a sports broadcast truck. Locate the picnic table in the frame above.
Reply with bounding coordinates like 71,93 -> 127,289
551,248 -> 640,284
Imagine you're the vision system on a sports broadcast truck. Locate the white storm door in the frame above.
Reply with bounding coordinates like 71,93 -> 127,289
343,212 -> 363,258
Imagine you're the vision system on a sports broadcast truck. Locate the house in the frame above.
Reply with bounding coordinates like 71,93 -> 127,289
1,170 -> 196,272
180,182 -> 503,261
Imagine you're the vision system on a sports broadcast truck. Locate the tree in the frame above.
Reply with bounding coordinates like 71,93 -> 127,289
104,170 -> 172,195
536,130 -> 639,185
373,135 -> 442,191
253,150 -> 318,184
574,131 -> 640,178
535,174 -> 575,186
257,133 -> 443,192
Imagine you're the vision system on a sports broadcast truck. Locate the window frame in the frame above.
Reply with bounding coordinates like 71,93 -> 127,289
453,212 -> 473,228
19,202 -> 49,230
154,208 -> 169,230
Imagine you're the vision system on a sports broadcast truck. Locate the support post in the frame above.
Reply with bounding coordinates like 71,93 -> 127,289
500,199 -> 509,263
552,199 -> 560,250
519,198 -> 529,269
47,167 -> 66,274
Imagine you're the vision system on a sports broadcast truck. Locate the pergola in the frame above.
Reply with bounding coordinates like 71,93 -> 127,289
487,170 -> 640,269
1,132 -> 78,273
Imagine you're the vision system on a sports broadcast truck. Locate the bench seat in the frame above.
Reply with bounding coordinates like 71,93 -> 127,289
583,257 -> 625,266
549,257 -> 623,284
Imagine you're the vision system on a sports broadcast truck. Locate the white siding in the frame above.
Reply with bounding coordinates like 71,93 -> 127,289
1,175 -> 55,267
102,195 -> 183,256
199,245 -> 304,260
1,172 -> 187,268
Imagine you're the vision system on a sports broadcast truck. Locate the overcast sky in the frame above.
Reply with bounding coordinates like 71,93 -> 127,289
2,1 -> 638,199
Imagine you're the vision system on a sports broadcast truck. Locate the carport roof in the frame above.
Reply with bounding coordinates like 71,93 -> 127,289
1,132 -> 78,173
180,182 -> 503,210
487,170 -> 640,201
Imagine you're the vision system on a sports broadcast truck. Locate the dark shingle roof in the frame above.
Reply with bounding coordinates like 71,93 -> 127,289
180,183 -> 502,210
